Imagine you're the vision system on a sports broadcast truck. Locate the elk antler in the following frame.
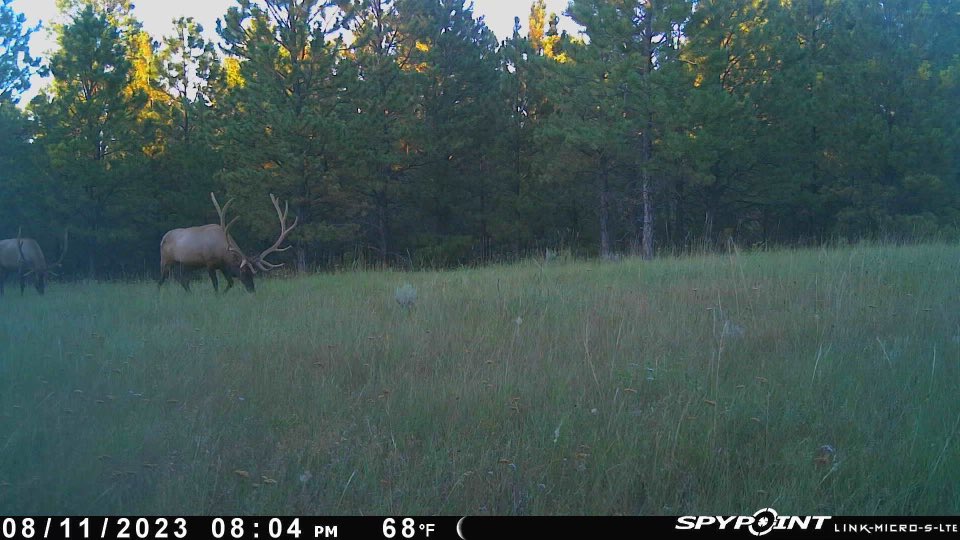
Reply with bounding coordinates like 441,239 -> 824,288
254,194 -> 299,272
16,227 -> 34,277
49,228 -> 69,270
16,227 -> 25,266
210,192 -> 239,235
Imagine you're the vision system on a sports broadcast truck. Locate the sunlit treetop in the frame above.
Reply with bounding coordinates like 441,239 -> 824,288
0,0 -> 41,104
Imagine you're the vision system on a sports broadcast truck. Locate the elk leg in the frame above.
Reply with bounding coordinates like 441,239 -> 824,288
222,271 -> 235,292
208,268 -> 219,292
158,263 -> 171,288
16,258 -> 23,295
0,268 -> 6,296
19,268 -> 26,296
177,265 -> 191,292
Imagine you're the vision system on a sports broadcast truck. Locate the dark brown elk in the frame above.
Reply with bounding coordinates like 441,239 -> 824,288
159,193 -> 298,292
0,228 -> 69,296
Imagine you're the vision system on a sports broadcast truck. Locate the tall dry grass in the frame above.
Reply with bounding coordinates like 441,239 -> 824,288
0,243 -> 957,515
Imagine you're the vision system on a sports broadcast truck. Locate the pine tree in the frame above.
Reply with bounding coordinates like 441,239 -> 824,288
154,16 -> 224,230
0,0 -> 44,239
345,0 -> 422,264
30,3 -> 153,277
394,0 -> 501,265
0,0 -> 40,105
217,0 -> 357,269
567,0 -> 692,258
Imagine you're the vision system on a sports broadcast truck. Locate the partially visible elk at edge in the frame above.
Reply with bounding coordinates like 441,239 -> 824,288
0,229 -> 69,296
159,193 -> 299,292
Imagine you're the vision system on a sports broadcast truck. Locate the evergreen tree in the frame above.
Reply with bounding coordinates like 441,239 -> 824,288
0,0 -> 39,104
345,0 -> 422,264
567,0 -> 692,258
30,3 -> 153,277
0,0 -> 43,239
154,16 -> 224,231
394,0 -> 501,265
217,0 -> 357,270
493,4 -> 565,256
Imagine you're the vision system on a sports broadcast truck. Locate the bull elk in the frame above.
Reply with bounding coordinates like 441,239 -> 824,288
0,228 -> 69,296
159,193 -> 298,292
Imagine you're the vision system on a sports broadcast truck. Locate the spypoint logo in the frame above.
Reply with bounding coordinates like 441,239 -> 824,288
676,508 -> 831,535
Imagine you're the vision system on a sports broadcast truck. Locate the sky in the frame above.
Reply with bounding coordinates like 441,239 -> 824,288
12,0 -> 579,103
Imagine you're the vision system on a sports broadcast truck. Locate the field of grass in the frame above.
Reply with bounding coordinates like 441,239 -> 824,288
1,243 -> 958,515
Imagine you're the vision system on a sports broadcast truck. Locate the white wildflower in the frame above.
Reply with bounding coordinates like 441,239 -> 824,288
395,283 -> 417,309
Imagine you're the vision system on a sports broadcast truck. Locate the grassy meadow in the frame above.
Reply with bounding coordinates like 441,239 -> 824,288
1,243 -> 958,515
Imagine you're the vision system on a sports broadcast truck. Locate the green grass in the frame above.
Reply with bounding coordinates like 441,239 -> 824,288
1,243 -> 958,515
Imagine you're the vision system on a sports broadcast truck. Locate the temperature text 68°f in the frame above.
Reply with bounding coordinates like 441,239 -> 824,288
382,518 -> 435,539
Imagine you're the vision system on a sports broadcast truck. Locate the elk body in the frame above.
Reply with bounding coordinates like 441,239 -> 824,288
159,193 -> 298,292
0,229 -> 68,296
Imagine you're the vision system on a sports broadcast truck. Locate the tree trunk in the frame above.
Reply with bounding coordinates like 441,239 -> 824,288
377,188 -> 389,267
675,178 -> 686,250
479,155 -> 489,261
639,1 -> 655,260
514,126 -> 523,256
642,173 -> 653,260
704,210 -> 714,249
296,246 -> 307,273
599,156 -> 611,259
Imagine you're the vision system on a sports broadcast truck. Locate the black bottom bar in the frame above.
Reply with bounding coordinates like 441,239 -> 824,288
1,515 -> 957,540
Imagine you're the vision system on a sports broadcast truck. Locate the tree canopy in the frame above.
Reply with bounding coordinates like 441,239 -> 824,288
2,0 -> 958,277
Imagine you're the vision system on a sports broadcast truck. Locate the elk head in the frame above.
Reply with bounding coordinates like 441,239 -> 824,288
212,192 -> 298,292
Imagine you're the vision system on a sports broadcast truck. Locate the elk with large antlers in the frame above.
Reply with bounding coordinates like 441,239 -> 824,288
158,193 -> 299,292
0,228 -> 69,296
